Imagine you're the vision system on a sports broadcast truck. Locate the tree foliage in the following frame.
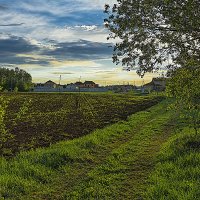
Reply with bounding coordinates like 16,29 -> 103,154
104,0 -> 200,76
167,65 -> 200,133
105,1 -> 200,132
0,67 -> 32,92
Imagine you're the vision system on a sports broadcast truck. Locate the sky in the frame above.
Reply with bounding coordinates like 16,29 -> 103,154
0,0 -> 159,85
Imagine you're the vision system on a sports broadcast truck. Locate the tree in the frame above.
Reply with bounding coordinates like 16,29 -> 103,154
104,0 -> 200,76
0,67 -> 32,92
14,86 -> 18,93
105,1 -> 200,132
166,65 -> 200,134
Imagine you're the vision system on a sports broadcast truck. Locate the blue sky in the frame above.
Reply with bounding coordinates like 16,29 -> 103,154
0,0 -> 158,85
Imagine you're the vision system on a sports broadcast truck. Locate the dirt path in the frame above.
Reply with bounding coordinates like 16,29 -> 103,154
117,123 -> 174,200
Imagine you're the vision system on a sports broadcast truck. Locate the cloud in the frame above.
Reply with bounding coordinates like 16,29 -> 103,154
44,26 -> 109,43
0,23 -> 24,26
0,35 -> 39,55
16,0 -> 117,16
0,34 -> 112,68
0,55 -> 49,66
74,25 -> 98,31
0,11 -> 49,29
51,72 -> 74,75
49,60 -> 100,68
0,35 -> 48,66
0,0 -> 113,43
42,40 -> 113,60
0,0 -> 117,35
0,5 -> 8,10
95,70 -> 116,74
0,0 -> 131,85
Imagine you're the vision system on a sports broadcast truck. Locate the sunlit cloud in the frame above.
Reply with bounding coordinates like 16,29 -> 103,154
52,72 -> 74,75
50,60 -> 100,68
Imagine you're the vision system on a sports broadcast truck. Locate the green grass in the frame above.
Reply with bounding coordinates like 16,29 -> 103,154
2,96 -> 198,200
146,127 -> 200,200
0,99 -> 175,199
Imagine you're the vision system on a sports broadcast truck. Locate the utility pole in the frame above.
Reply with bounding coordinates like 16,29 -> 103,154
59,75 -> 61,93
142,79 -> 145,86
141,79 -> 145,94
78,76 -> 81,94
76,76 -> 81,112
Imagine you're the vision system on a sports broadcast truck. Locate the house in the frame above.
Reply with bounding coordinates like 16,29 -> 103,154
74,81 -> 99,88
83,81 -> 99,88
33,80 -> 59,92
34,83 -> 44,88
106,84 -> 136,93
74,81 -> 85,88
144,77 -> 167,92
33,80 -> 103,92
64,83 -> 78,90
44,80 -> 57,88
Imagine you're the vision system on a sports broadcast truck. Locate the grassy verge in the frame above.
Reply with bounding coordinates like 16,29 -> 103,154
146,127 -> 200,200
0,100 -> 174,199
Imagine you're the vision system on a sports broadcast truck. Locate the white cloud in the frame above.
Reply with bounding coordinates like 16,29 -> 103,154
23,25 -> 109,43
0,0 -> 126,84
0,11 -> 49,27
0,0 -> 116,44
0,12 -> 109,44
74,25 -> 98,31
17,0 -> 117,16
72,0 -> 117,11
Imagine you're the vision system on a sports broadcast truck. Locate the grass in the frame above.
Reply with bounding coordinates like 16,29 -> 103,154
64,106 -> 173,200
0,99 -> 175,199
146,127 -> 200,200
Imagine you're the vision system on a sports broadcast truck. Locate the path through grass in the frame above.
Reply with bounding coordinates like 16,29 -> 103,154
0,100 -> 175,199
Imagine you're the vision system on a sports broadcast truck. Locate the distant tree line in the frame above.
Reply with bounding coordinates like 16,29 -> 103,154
0,67 -> 32,92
